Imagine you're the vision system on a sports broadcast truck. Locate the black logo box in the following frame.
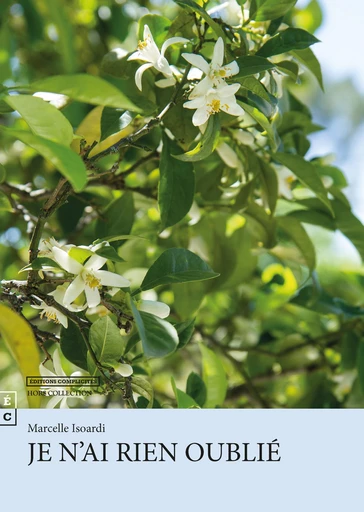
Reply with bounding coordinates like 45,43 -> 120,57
26,376 -> 101,387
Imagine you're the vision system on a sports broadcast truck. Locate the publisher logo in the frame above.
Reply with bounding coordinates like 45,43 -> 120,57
0,391 -> 17,427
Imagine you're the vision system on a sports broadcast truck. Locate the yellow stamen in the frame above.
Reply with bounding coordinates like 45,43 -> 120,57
137,40 -> 147,50
208,99 -> 221,114
41,309 -> 60,324
85,273 -> 101,289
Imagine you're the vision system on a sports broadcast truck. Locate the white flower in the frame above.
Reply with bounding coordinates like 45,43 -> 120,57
39,349 -> 84,409
32,301 -> 69,328
138,299 -> 170,319
207,0 -> 243,27
183,37 -> 240,88
216,141 -> 240,168
182,38 -> 244,126
31,283 -> 87,327
233,129 -> 255,146
276,165 -> 296,200
128,24 -> 188,91
115,363 -> 134,377
184,82 -> 244,126
51,247 -> 130,309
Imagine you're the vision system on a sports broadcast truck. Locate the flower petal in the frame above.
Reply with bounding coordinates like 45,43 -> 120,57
84,253 -> 107,271
221,100 -> 245,116
183,97 -> 206,109
39,364 -> 56,378
212,37 -> 224,68
53,349 -> 66,377
127,50 -> 145,62
60,397 -> 70,409
57,311 -> 68,329
95,270 -> 130,288
139,300 -> 170,319
52,247 -> 83,275
216,142 -> 239,168
64,274 -> 85,305
192,107 -> 211,126
155,77 -> 176,88
161,37 -> 189,56
222,60 -> 239,77
46,395 -> 63,409
117,363 -> 133,377
182,53 -> 210,74
135,62 -> 154,91
215,82 -> 241,97
189,77 -> 213,98
85,285 -> 101,308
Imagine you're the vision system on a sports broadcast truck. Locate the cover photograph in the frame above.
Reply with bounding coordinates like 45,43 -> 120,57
0,0 -> 363,414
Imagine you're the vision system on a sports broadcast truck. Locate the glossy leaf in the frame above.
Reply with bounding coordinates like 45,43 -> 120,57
0,163 -> 6,183
60,323 -> 88,371
94,245 -> 125,263
174,114 -> 221,162
131,376 -> 154,407
5,94 -> 74,146
140,248 -> 219,291
238,101 -> 280,151
100,108 -> 134,142
176,317 -> 196,349
87,316 -> 125,375
95,192 -> 135,246
291,48 -> 324,90
0,126 -> 87,191
130,299 -> 179,358
0,304 -> 40,408
234,55 -> 275,78
159,133 -> 195,230
29,74 -> 140,111
0,190 -> 12,211
250,0 -> 297,21
186,371 -> 207,407
171,377 -> 199,408
257,28 -> 319,57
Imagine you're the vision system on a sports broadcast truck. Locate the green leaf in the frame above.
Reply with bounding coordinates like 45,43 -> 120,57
200,344 -> 227,408
131,376 -> 154,407
159,134 -> 195,230
94,245 -> 125,263
276,60 -> 300,81
258,154 -> 278,213
60,323 -> 88,371
95,192 -> 135,246
0,190 -> 12,211
331,200 -> 364,262
29,74 -> 140,111
46,0 -> 76,73
87,316 -> 125,375
250,0 -> 297,21
176,317 -> 196,349
0,163 -> 6,183
174,0 -> 225,39
291,48 -> 324,90
174,114 -> 220,162
100,108 -> 134,142
186,371 -> 207,407
238,101 -> 280,151
234,55 -> 275,78
238,76 -> 276,104
19,257 -> 60,273
129,298 -> 179,358
140,248 -> 219,292
5,95 -> 74,146
0,127 -> 87,192
273,152 -> 333,215
278,216 -> 316,271
0,304 -> 40,408
291,287 -> 364,318
171,377 -> 199,408
257,28 -> 319,57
